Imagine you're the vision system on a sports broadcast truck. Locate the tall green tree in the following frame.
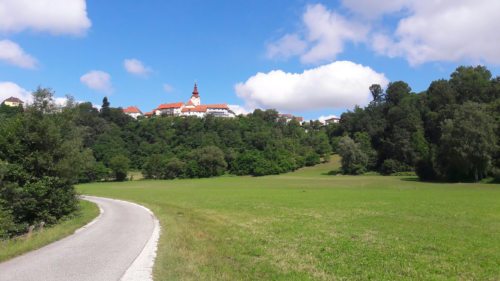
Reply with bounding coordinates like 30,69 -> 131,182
337,136 -> 368,175
436,103 -> 497,181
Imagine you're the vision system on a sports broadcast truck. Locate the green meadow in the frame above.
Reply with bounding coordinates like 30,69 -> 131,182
78,157 -> 500,280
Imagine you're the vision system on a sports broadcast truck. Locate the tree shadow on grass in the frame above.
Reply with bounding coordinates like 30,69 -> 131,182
400,177 -> 420,182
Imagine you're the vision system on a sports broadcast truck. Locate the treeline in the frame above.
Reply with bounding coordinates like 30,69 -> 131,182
86,100 -> 332,180
333,66 -> 499,182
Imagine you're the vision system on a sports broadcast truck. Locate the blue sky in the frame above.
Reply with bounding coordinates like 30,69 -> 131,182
1,0 -> 499,120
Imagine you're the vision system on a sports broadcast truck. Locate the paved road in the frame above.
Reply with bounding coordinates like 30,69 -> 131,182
0,196 -> 158,281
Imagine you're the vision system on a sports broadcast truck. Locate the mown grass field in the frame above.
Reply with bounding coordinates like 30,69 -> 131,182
0,200 -> 99,262
78,156 -> 500,280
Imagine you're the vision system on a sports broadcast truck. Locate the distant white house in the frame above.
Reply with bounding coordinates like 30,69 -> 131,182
123,106 -> 143,119
2,97 -> 24,107
324,117 -> 340,125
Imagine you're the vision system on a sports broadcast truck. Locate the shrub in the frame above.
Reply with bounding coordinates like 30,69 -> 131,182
381,159 -> 410,175
109,155 -> 130,181
142,154 -> 167,179
0,207 -> 15,239
164,157 -> 186,179
337,136 -> 368,175
305,152 -> 321,166
0,176 -> 77,227
188,146 -> 227,178
415,158 -> 437,181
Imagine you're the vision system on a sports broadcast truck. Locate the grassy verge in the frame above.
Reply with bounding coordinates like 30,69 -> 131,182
0,200 -> 99,262
78,157 -> 500,280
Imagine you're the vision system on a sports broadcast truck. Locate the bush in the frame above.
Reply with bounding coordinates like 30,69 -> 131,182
142,154 -> 167,179
415,158 -> 437,181
231,151 -> 261,175
491,167 -> 500,183
381,159 -> 410,175
187,146 -> 227,178
109,155 -> 130,181
0,176 -> 77,227
305,152 -> 321,166
79,160 -> 110,183
164,158 -> 186,179
0,207 -> 16,239
337,136 -> 368,175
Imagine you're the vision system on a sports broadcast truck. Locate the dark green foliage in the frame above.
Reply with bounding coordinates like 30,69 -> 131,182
142,154 -> 168,179
0,208 -> 15,239
385,81 -> 411,106
0,103 -> 23,118
0,88 -> 89,237
450,66 -> 493,103
336,65 -> 499,181
435,103 -> 497,181
142,155 -> 186,180
354,132 -> 377,170
186,146 -> 227,178
305,152 -> 321,167
109,155 -> 130,181
381,159 -> 409,175
337,136 -> 368,175
164,158 -> 186,179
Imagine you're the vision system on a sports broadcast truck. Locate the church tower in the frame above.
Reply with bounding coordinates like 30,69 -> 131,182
186,83 -> 201,107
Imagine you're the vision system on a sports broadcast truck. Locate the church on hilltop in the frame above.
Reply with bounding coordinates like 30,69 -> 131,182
125,83 -> 235,119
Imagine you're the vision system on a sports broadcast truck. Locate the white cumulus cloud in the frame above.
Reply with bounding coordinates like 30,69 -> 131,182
269,1 -> 500,65
369,0 -> 500,65
235,61 -> 388,112
228,104 -> 252,116
267,4 -> 368,64
266,34 -> 307,60
0,81 -> 32,103
0,0 -> 91,35
124,58 -> 152,76
80,70 -> 113,93
0,40 -> 37,69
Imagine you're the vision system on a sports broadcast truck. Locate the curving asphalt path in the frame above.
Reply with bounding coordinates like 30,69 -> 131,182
0,196 -> 159,281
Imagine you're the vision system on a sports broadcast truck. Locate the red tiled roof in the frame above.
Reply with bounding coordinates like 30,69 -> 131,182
181,105 -> 208,113
4,96 -> 23,103
279,113 -> 293,118
157,102 -> 184,110
123,106 -> 142,114
294,116 -> 304,122
144,111 -> 154,116
205,104 -> 229,109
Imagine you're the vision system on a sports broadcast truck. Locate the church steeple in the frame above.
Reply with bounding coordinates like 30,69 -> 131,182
192,83 -> 199,97
187,82 -> 201,107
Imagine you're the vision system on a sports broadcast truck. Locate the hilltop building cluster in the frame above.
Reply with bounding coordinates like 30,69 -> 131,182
1,84 -> 314,123
123,83 -> 236,119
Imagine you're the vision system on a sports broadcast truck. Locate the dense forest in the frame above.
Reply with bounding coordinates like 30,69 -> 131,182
335,65 -> 499,182
0,65 -> 499,238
